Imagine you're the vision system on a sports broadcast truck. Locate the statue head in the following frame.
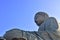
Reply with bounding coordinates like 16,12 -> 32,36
34,12 -> 49,26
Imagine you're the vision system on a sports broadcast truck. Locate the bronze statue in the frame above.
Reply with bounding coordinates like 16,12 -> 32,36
2,12 -> 60,40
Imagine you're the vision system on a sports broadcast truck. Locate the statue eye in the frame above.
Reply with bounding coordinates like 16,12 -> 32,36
0,39 -> 4,40
12,38 -> 18,40
0,37 -> 6,40
0,39 -> 6,40
12,38 -> 26,40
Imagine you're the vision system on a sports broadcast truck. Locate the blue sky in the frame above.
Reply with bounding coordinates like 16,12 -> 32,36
0,0 -> 60,36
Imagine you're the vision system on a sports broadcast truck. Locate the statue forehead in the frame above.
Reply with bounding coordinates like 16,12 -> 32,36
34,12 -> 49,19
35,12 -> 48,16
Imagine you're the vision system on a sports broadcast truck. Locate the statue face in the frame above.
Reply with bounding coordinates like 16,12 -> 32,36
35,14 -> 45,26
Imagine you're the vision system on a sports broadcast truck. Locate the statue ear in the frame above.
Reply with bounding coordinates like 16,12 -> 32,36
45,17 -> 58,32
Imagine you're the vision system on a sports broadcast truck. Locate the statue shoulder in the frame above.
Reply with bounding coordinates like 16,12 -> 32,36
45,17 -> 59,32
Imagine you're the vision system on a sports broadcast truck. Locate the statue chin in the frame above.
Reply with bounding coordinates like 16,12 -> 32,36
35,21 -> 43,26
36,23 -> 41,26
